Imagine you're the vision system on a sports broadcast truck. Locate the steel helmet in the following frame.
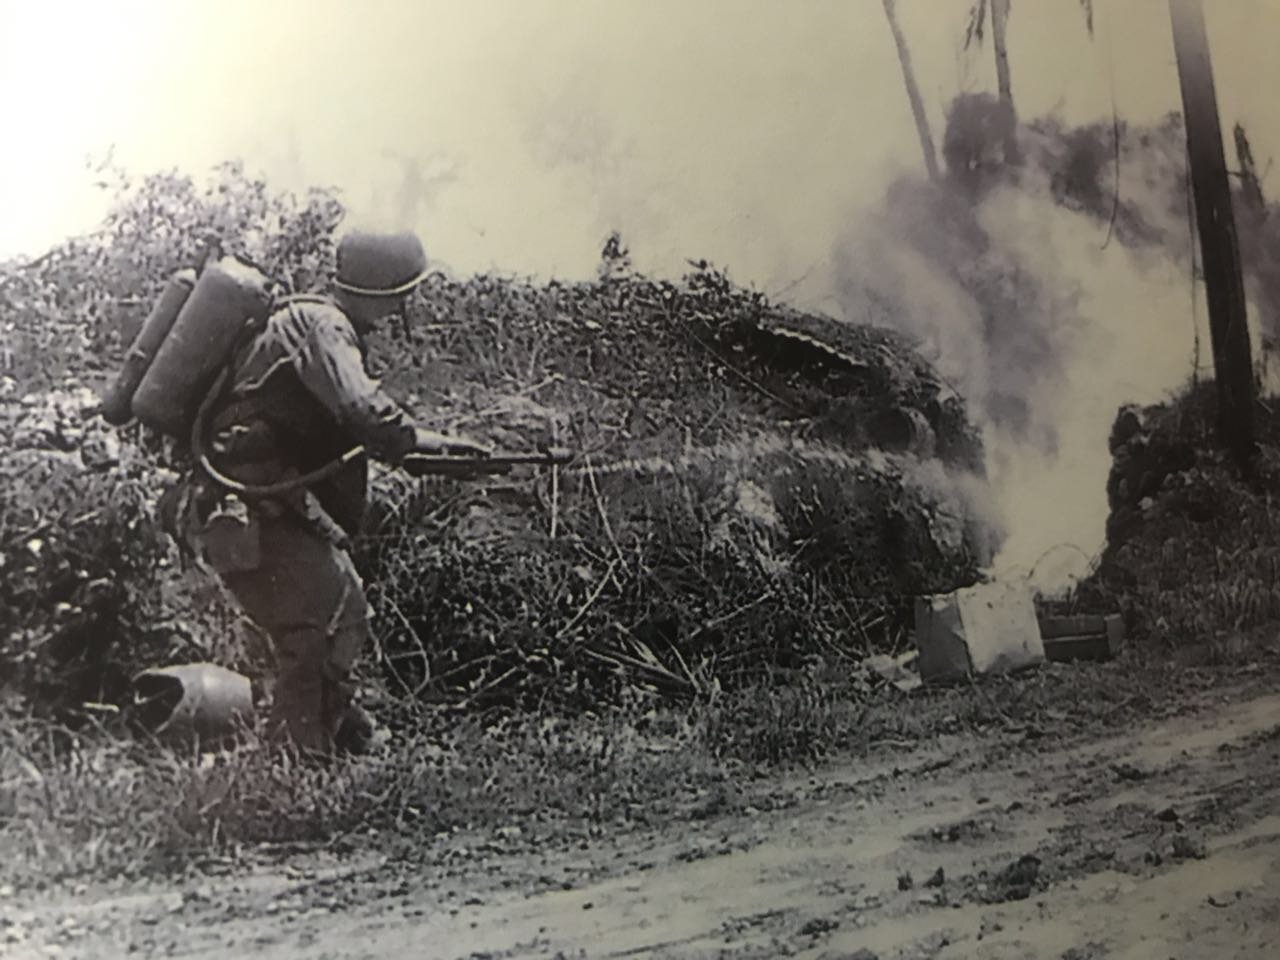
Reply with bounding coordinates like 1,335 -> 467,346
334,229 -> 428,296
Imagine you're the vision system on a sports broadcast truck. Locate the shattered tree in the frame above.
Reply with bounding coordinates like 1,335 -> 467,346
1169,0 -> 1256,469
882,0 -> 940,181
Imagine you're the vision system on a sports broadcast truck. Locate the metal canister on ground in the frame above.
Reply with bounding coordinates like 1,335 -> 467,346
133,662 -> 255,739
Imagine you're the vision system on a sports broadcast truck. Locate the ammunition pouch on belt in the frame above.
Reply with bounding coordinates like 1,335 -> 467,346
174,474 -> 349,576
200,398 -> 359,556
201,492 -> 262,575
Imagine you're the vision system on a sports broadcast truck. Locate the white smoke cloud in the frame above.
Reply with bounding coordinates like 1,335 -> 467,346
824,124 -> 1231,596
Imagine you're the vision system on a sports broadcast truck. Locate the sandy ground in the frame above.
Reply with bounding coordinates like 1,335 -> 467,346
5,671 -> 1280,960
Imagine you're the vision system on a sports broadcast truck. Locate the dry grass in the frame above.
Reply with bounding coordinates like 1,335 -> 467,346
7,141 -> 1280,896
8,648 -> 1276,891
358,433 -> 989,709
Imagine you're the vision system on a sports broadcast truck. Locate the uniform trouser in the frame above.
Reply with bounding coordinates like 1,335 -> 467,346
203,511 -> 370,754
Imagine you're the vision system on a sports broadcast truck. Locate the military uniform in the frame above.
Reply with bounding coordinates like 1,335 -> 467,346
173,294 -> 417,754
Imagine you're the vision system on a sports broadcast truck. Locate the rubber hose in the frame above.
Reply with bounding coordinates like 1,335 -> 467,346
190,364 -> 364,498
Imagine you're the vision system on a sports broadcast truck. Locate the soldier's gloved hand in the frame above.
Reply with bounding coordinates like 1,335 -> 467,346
444,435 -> 492,458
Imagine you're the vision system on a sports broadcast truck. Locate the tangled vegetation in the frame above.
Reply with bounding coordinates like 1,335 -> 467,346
0,157 -> 1004,887
1076,382 -> 1280,662
0,396 -> 168,721
1,160 -> 995,723
7,98 -> 1280,889
354,258 -> 997,707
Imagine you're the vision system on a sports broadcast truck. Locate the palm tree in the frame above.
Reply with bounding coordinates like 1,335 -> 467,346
964,0 -> 1096,166
882,0 -> 940,180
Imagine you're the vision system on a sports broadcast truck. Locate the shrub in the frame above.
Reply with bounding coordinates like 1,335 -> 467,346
0,163 -> 343,720
1079,383 -> 1280,660
3,162 -> 992,722
358,434 -> 989,709
0,390 -> 169,720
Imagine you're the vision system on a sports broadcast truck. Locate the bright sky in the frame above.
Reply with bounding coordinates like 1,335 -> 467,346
3,0 -> 1278,588
3,0 -> 1278,287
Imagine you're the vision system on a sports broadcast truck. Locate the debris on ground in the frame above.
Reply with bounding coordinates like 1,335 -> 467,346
863,652 -> 923,693
1170,833 -> 1207,861
1038,614 -> 1125,662
1111,762 -> 1149,783
983,853 -> 1043,903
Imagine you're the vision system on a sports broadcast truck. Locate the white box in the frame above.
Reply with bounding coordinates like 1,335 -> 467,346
914,580 -> 1046,682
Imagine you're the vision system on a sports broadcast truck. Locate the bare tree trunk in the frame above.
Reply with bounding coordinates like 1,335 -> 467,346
990,0 -> 1021,165
882,0 -> 940,181
1170,0 -> 1256,469
1233,123 -> 1278,359
1234,123 -> 1267,213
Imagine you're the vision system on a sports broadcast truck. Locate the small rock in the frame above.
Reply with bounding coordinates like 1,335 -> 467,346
1156,806 -> 1180,823
1061,946 -> 1106,960
1001,854 -> 1042,885
897,872 -> 914,891
1171,834 -> 1207,861
1111,762 -> 1148,782
924,867 -> 946,888
987,854 -> 1042,902
798,916 -> 839,937
80,432 -> 121,470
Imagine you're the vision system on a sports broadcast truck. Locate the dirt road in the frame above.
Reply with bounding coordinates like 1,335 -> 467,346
7,671 -> 1280,960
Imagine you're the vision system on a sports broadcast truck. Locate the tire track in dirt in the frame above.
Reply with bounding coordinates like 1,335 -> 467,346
8,684 -> 1280,960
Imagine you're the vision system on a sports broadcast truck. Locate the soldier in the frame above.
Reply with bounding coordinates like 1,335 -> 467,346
169,228 -> 488,756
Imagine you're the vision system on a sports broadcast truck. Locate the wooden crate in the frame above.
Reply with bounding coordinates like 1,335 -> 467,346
1036,614 -> 1125,662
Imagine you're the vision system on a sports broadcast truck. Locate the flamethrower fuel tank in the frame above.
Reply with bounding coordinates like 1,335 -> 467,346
100,269 -> 196,425
131,256 -> 272,437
